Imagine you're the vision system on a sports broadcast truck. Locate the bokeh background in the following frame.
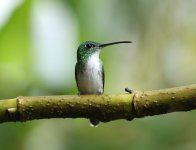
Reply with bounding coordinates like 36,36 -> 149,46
0,0 -> 196,150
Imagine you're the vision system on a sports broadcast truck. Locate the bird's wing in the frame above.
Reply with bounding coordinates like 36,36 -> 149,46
75,63 -> 79,90
102,65 -> 105,92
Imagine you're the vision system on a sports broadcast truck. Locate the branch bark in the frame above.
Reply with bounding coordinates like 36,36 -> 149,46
0,84 -> 196,123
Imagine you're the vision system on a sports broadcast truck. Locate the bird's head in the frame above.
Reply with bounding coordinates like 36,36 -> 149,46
77,41 -> 132,63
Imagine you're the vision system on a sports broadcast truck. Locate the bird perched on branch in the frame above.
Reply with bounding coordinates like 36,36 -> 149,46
75,41 -> 132,126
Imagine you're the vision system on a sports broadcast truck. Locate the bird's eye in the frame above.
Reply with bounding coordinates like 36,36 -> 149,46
85,44 -> 92,48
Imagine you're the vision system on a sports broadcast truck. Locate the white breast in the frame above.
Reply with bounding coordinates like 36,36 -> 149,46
77,52 -> 103,94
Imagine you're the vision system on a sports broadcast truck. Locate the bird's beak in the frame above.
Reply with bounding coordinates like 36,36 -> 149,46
99,41 -> 132,48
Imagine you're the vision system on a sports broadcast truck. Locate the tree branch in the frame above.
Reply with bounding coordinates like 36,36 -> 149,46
1,84 -> 196,123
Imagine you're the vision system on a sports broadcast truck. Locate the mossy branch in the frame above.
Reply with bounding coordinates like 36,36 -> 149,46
0,84 -> 196,123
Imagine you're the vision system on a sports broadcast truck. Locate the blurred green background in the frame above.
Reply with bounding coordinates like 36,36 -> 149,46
0,0 -> 196,150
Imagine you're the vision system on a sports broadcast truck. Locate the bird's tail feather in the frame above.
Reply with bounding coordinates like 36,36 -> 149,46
89,118 -> 100,127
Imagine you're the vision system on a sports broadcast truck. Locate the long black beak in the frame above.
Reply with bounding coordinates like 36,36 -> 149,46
99,41 -> 132,48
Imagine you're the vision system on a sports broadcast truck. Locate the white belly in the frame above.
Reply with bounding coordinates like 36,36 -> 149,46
77,53 -> 103,94
77,69 -> 103,94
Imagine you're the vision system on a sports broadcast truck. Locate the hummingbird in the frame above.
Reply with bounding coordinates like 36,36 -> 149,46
75,41 -> 132,126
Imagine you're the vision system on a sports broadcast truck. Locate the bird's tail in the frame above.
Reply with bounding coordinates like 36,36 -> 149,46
89,118 -> 100,127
